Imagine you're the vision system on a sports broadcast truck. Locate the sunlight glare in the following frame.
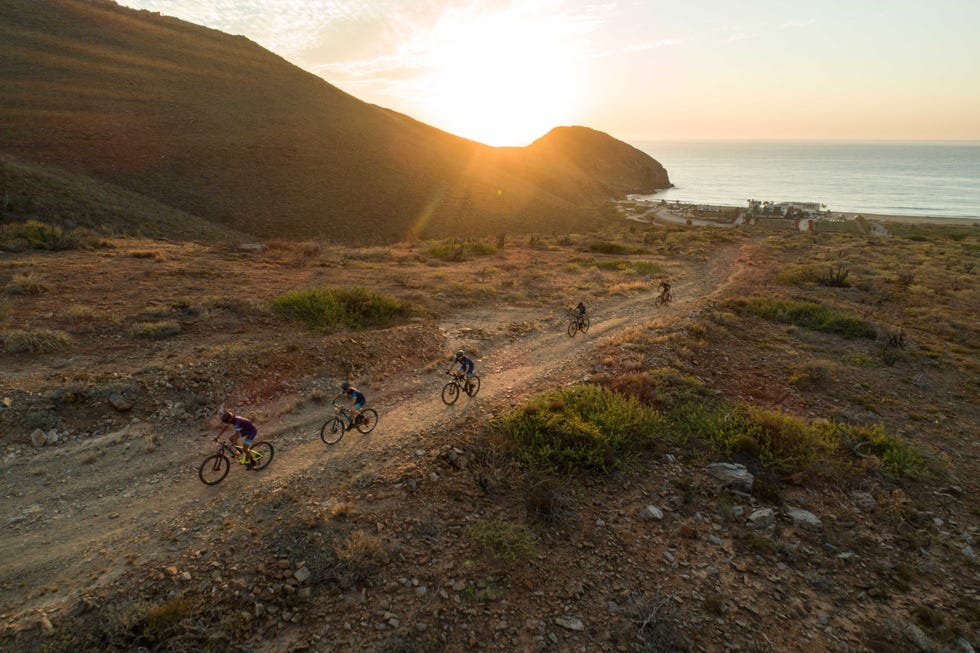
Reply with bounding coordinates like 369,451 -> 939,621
418,7 -> 581,146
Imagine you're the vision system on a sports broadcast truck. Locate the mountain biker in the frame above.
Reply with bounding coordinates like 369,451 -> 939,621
218,409 -> 258,469
448,350 -> 475,392
336,381 -> 367,425
575,301 -> 587,323
658,280 -> 672,301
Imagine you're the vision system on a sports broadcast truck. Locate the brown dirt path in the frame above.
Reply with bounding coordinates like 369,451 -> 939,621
0,244 -> 744,630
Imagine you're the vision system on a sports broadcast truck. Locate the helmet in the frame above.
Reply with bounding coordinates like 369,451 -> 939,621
220,409 -> 233,424
341,381 -> 350,391
455,350 -> 464,360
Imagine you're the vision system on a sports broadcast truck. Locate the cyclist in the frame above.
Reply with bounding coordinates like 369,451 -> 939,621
448,349 -> 475,393
336,381 -> 367,426
218,409 -> 258,469
575,301 -> 587,326
657,280 -> 672,303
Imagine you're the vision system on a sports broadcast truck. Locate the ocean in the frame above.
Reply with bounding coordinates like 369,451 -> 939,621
630,140 -> 980,220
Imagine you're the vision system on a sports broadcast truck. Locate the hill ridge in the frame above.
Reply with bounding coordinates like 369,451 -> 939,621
0,0 -> 671,242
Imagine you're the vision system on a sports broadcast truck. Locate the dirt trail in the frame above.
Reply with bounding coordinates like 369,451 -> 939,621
0,245 -> 743,626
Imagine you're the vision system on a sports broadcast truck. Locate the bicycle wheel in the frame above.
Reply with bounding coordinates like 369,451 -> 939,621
248,442 -> 274,470
442,381 -> 459,405
198,454 -> 230,485
355,409 -> 379,434
567,319 -> 578,337
655,295 -> 665,307
465,375 -> 481,397
320,417 -> 345,445
579,316 -> 590,334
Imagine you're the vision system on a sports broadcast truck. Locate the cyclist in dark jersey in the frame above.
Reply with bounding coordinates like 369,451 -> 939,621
449,350 -> 475,392
219,409 -> 258,469
336,381 -> 367,426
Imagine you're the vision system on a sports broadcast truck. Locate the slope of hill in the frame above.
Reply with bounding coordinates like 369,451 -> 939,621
0,154 -> 242,240
0,0 -> 671,243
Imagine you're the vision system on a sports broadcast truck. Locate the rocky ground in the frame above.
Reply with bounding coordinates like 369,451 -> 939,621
0,229 -> 977,652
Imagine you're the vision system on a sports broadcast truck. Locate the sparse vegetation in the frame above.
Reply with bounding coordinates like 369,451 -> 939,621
130,321 -> 181,339
4,272 -> 50,295
464,519 -> 535,561
0,220 -> 93,252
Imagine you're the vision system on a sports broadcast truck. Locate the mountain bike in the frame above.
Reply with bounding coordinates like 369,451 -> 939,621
198,436 -> 274,485
442,371 -> 480,405
567,311 -> 590,337
320,402 -> 379,444
655,289 -> 672,307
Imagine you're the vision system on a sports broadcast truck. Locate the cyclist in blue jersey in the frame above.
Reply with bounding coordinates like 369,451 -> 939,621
448,350 -> 475,393
218,409 -> 258,469
336,381 -> 367,426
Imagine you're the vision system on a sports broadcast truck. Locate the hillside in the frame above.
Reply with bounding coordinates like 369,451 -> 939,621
0,0 -> 671,243
0,220 -> 977,652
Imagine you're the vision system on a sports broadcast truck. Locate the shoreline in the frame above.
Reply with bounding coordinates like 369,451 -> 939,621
630,198 -> 978,227
835,211 -> 978,226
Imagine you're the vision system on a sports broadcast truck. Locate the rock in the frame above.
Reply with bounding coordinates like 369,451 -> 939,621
109,394 -> 133,412
956,637 -> 976,653
640,505 -> 664,521
748,508 -> 775,529
706,463 -> 753,491
294,566 -> 312,584
787,507 -> 822,528
851,491 -> 878,512
904,623 -> 933,651
554,616 -> 585,631
30,429 -> 47,448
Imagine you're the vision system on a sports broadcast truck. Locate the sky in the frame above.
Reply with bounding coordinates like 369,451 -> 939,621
120,0 -> 980,146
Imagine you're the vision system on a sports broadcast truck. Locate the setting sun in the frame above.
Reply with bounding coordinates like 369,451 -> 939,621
412,6 -> 582,146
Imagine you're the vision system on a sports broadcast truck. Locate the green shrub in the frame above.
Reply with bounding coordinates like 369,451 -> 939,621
499,385 -> 665,475
670,403 -> 837,472
836,423 -> 926,479
737,298 -> 876,339
2,328 -> 73,353
587,241 -> 648,255
464,519 -> 535,561
272,286 -> 418,332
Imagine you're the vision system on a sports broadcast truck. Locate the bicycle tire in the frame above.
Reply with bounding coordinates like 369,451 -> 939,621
442,381 -> 460,405
249,442 -> 274,470
320,417 -> 345,445
465,375 -> 481,397
580,316 -> 590,334
355,409 -> 379,434
198,453 -> 230,485
567,319 -> 579,337
655,295 -> 665,307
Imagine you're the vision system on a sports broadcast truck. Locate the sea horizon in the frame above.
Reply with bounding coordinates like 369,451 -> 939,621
630,139 -> 980,220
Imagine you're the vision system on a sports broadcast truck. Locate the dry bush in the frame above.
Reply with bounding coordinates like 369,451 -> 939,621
4,272 -> 50,295
2,328 -> 73,353
335,530 -> 387,588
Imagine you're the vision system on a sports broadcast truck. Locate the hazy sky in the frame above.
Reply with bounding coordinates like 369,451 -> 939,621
120,0 -> 980,146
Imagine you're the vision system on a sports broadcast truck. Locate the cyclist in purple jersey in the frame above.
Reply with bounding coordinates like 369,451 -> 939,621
218,409 -> 258,468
